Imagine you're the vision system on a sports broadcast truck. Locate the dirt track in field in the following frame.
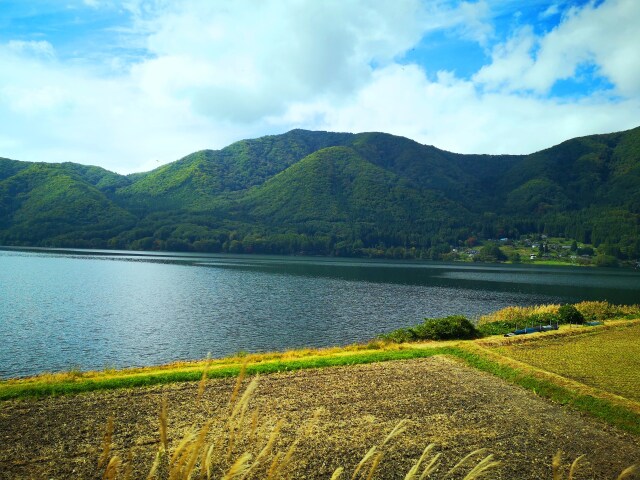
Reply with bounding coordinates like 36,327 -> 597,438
1,356 -> 639,479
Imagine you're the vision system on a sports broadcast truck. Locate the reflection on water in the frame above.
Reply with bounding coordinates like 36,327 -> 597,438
1,247 -> 639,378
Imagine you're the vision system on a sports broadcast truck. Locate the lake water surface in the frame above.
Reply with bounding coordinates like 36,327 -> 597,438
2,247 -> 639,378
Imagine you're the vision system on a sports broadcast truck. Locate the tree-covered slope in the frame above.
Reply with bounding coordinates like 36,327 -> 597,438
116,129 -> 354,211
348,132 -> 522,209
490,127 -> 640,250
0,163 -> 135,246
242,146 -> 471,233
497,127 -> 640,211
0,126 -> 638,259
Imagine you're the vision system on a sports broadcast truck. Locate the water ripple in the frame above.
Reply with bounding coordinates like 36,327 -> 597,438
1,249 -> 638,378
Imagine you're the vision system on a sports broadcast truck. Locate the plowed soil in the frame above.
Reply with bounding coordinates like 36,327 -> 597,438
1,356 -> 638,479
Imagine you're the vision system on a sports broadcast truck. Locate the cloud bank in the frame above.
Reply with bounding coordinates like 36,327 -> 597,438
0,0 -> 638,173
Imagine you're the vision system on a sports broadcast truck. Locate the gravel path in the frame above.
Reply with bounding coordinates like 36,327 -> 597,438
1,356 -> 638,479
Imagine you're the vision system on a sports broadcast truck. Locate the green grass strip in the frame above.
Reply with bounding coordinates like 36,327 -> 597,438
0,347 -> 452,401
449,347 -> 640,435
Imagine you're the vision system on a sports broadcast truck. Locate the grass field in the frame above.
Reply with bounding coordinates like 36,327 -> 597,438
494,323 -> 640,402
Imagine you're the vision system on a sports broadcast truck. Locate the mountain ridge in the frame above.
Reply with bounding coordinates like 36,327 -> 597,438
1,126 -> 639,260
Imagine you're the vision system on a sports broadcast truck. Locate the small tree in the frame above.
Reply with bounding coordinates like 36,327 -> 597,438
411,316 -> 478,340
476,243 -> 507,262
558,304 -> 585,325
595,254 -> 618,268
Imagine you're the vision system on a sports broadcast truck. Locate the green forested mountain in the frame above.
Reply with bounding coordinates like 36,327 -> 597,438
115,129 -> 354,212
1,126 -> 639,259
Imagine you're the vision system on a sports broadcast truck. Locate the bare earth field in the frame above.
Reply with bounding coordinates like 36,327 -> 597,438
1,356 -> 638,479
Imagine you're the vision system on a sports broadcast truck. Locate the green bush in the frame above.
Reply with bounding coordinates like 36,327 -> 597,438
378,328 -> 415,343
477,321 -> 518,337
380,316 -> 478,343
419,316 -> 478,340
595,254 -> 619,267
557,304 -> 585,324
474,243 -> 507,262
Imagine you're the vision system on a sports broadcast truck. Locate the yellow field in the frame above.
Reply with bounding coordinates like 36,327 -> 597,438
495,323 -> 640,401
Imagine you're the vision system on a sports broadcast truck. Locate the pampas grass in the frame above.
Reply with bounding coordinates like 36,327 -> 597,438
478,304 -> 560,326
98,375 -> 637,479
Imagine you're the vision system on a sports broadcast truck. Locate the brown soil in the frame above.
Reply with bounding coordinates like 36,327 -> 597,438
1,356 -> 638,479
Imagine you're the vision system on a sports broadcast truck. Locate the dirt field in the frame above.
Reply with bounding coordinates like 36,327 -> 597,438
1,356 -> 639,479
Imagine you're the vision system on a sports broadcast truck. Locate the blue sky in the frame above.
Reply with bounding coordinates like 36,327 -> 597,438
0,0 -> 637,173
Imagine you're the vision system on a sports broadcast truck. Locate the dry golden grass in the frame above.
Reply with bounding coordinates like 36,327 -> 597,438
98,371 -> 507,480
573,301 -> 640,321
552,451 -> 638,480
476,301 -> 640,326
4,356 -> 640,479
495,322 -> 640,402
477,304 -> 560,326
93,367 -> 639,480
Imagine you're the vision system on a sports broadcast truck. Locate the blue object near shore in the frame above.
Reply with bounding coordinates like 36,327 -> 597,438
504,323 -> 559,337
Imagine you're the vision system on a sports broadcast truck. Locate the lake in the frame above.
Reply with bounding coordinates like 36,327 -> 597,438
1,247 -> 639,378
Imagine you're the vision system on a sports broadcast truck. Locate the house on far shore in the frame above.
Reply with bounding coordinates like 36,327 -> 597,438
530,254 -> 537,260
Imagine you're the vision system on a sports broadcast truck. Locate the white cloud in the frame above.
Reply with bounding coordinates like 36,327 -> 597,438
540,3 -> 560,18
278,63 -> 640,155
455,1 -> 494,46
0,41 -> 219,173
475,0 -> 640,96
0,0 -> 638,174
129,0 -> 430,122
473,26 -> 538,92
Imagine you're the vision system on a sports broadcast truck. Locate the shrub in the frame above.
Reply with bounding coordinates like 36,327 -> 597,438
595,254 -> 619,267
477,321 -> 518,337
557,304 -> 585,324
619,304 -> 640,318
379,328 -> 415,343
381,316 -> 478,343
417,316 -> 478,340
474,243 -> 507,262
573,301 -> 640,321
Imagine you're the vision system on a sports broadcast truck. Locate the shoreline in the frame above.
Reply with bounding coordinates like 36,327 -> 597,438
2,244 -> 637,269
3,320 -> 639,435
2,319 -> 636,387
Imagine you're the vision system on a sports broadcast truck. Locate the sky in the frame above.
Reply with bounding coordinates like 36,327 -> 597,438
0,0 -> 638,174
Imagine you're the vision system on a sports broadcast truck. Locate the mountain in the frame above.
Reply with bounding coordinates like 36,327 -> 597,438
115,129 -> 354,212
0,126 -> 639,259
0,162 -> 135,246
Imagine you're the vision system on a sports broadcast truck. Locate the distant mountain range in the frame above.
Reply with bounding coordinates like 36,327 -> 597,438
1,126 -> 639,260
